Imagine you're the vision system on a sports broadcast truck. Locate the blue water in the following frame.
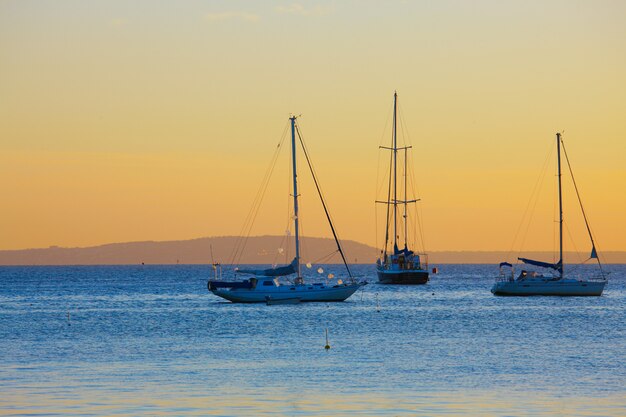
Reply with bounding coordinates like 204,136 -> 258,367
1,264 -> 625,416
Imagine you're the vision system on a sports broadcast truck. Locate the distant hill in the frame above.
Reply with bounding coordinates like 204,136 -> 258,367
0,236 -> 624,265
0,236 -> 377,266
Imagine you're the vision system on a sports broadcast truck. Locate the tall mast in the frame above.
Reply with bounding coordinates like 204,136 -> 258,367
556,132 -> 563,278
393,91 -> 398,249
290,116 -> 301,278
404,147 -> 408,248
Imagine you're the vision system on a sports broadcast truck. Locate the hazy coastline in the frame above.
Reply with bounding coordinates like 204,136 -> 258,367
1,235 -> 624,265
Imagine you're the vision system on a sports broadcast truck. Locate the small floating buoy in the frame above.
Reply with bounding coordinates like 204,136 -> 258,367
324,328 -> 330,350
432,267 -> 438,274
67,311 -> 71,326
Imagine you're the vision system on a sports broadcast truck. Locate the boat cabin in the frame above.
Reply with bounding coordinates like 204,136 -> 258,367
259,278 -> 279,287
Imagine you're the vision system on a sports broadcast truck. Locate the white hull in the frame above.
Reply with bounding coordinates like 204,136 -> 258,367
211,282 -> 364,303
492,278 -> 606,296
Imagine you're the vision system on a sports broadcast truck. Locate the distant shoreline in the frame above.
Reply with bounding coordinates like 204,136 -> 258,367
1,235 -> 625,266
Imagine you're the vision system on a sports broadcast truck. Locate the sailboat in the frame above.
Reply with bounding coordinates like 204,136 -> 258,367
208,116 -> 366,303
492,133 -> 607,296
376,92 -> 429,285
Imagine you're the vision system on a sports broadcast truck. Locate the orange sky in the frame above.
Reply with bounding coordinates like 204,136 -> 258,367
1,1 -> 625,252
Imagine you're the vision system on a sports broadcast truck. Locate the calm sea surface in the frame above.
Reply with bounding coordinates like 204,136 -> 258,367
1,264 -> 624,416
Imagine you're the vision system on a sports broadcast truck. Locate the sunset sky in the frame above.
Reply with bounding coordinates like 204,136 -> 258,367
1,0 -> 625,253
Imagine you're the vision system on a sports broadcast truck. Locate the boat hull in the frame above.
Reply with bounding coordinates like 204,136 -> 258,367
491,279 -> 606,296
210,283 -> 364,303
377,269 -> 429,285
265,297 -> 301,305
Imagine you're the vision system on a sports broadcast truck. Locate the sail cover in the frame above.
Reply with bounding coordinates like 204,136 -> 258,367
237,258 -> 297,277
518,257 -> 562,272
394,244 -> 414,257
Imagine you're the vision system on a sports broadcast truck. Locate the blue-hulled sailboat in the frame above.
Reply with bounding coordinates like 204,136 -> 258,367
208,116 -> 365,303
492,133 -> 607,296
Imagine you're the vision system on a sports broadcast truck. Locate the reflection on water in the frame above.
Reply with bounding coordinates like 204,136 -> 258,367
1,264 -> 625,416
4,387 -> 626,416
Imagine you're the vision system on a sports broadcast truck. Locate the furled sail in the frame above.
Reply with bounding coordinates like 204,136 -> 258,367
518,257 -> 563,272
393,244 -> 414,257
237,258 -> 297,277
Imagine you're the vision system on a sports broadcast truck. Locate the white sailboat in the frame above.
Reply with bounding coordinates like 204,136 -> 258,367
376,92 -> 429,285
492,133 -> 607,296
208,116 -> 366,303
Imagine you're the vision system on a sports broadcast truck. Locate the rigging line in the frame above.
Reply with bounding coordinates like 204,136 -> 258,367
411,204 -> 424,254
229,154 -> 275,265
229,122 -> 289,267
508,140 -> 554,263
384,154 -> 393,253
231,124 -> 286,260
406,203 -> 417,251
518,153 -> 551,263
375,202 -> 379,257
398,106 -> 410,247
560,137 -> 605,275
300,217 -> 307,267
553,156 -> 558,265
295,124 -> 353,279
283,143 -> 294,265
231,140 -> 283,266
410,208 -> 416,252
270,158 -> 291,269
375,129 -> 393,255
375,100 -> 394,245
375,155 -> 390,197
407,147 -> 426,253
512,141 -> 554,257
376,103 -> 393,196
375,107 -> 393,257
403,147 -> 420,252
406,155 -> 422,252
296,125 -> 342,272
398,102 -> 426,252
398,103 -> 412,147
275,163 -> 292,268
310,250 -> 340,265
232,170 -> 274,267
517,144 -> 554,259
273,233 -> 288,267
383,125 -> 394,255
384,93 -> 398,255
564,220 -> 584,266
375,147 -> 382,257
383,139 -> 393,254
280,154 -> 291,266
565,261 -> 583,275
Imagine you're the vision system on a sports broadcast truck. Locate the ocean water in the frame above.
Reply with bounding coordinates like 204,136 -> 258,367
1,264 -> 624,416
